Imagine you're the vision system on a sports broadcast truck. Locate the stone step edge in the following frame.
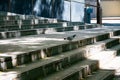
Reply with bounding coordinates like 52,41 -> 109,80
101,57 -> 120,76
42,60 -> 99,80
86,69 -> 115,80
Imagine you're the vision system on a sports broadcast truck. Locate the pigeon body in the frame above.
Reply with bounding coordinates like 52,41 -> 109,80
64,34 -> 76,41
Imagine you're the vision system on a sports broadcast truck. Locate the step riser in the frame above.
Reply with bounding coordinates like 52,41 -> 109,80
0,21 -> 18,26
109,44 -> 120,55
0,16 -> 19,21
106,39 -> 119,48
0,51 -> 42,67
113,30 -> 120,36
117,50 -> 120,55
42,53 -> 85,76
95,33 -> 110,42
79,38 -> 94,47
85,44 -> 105,57
20,68 -> 83,80
0,61 -> 13,71
0,19 -> 66,26
42,61 -> 99,80
0,56 -> 13,71
62,71 -> 80,80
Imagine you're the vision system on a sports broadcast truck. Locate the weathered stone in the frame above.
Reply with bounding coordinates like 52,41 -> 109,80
62,43 -> 71,52
29,50 -> 41,62
42,60 -> 98,80
70,41 -> 79,50
0,56 -> 13,71
86,70 -> 115,80
96,33 -> 109,41
20,30 -> 37,36
47,45 -> 62,56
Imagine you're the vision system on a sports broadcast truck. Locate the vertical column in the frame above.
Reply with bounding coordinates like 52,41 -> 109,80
8,0 -> 11,12
97,0 -> 102,25
70,0 -> 72,24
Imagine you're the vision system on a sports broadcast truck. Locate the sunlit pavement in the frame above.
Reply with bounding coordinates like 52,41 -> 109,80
91,17 -> 120,26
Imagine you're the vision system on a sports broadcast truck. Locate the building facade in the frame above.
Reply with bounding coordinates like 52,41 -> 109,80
101,0 -> 120,17
0,0 -> 85,22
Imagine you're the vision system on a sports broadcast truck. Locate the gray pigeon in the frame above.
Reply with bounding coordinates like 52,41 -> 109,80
64,34 -> 76,41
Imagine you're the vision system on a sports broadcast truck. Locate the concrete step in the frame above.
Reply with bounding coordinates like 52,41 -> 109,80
0,20 -> 19,26
35,18 -> 60,24
0,25 -> 100,39
109,44 -> 120,55
95,33 -> 110,41
113,30 -> 120,36
0,17 -> 58,26
0,33 -> 117,68
0,56 -> 13,71
0,27 -> 118,69
0,44 -> 85,71
0,21 -> 67,30
67,22 -> 84,26
34,22 -> 67,28
20,20 -> 34,25
42,60 -> 98,80
105,38 -> 119,48
0,15 -> 20,21
101,57 -> 120,76
87,50 -> 116,67
0,43 -> 86,70
0,51 -> 88,80
0,32 -> 112,68
85,69 -> 115,80
83,38 -> 119,57
0,20 -> 98,34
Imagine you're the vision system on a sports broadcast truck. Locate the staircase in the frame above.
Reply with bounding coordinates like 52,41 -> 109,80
0,12 -> 120,80
0,12 -> 97,39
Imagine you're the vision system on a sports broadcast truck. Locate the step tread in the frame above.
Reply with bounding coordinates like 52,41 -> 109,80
88,50 -> 116,59
0,29 -> 117,55
86,70 -> 114,80
42,60 -> 98,80
102,57 -> 120,69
